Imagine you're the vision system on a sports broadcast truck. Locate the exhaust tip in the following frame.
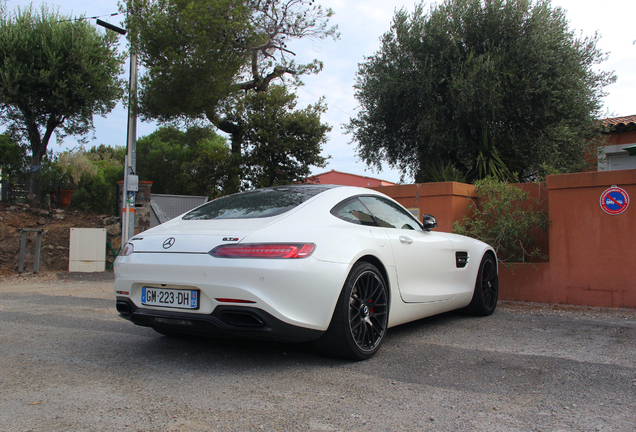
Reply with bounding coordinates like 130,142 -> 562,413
221,311 -> 265,328
116,301 -> 131,317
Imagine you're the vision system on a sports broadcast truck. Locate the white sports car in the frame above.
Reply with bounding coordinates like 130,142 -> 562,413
114,185 -> 498,360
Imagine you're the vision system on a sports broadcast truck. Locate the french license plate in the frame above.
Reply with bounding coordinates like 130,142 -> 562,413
141,287 -> 199,309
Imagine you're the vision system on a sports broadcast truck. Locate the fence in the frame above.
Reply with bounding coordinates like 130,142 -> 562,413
373,169 -> 636,308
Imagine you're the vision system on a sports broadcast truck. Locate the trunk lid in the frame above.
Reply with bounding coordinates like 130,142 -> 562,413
129,217 -> 278,253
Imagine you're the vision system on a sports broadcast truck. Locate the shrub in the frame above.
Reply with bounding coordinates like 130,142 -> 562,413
57,151 -> 98,186
70,170 -> 118,214
452,177 -> 549,263
46,148 -> 124,214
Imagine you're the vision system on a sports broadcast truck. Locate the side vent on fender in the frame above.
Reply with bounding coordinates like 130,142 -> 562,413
456,251 -> 469,268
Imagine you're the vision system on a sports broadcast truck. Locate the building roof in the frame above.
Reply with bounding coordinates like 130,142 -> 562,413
602,115 -> 636,126
307,169 -> 397,187
602,115 -> 636,132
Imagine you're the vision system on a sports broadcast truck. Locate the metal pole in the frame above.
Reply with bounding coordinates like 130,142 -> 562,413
17,229 -> 44,273
127,51 -> 138,175
122,155 -> 129,248
122,49 -> 138,245
33,230 -> 43,273
18,230 -> 26,273
96,20 -> 137,246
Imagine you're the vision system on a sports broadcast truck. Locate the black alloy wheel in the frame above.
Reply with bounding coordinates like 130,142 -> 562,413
348,269 -> 388,353
480,255 -> 498,311
314,262 -> 389,360
464,253 -> 499,316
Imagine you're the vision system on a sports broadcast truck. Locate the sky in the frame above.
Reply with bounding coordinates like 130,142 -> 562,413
4,0 -> 636,184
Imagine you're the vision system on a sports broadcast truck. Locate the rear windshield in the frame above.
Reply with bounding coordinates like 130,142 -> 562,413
182,185 -> 336,220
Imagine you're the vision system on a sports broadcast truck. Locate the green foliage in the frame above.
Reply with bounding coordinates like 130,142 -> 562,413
453,177 -> 549,263
46,148 -> 124,214
125,0 -> 338,193
0,4 -> 126,165
0,134 -> 28,182
126,0 -> 255,121
426,160 -> 467,183
224,85 -> 330,188
70,169 -> 119,214
135,126 -> 230,198
87,144 -> 127,166
56,151 -> 98,187
348,0 -> 615,183
86,145 -> 127,202
126,0 -> 338,122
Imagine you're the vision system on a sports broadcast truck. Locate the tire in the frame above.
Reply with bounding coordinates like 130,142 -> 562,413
314,262 -> 389,360
463,253 -> 498,316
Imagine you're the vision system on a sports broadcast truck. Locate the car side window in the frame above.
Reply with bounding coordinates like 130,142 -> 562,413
331,198 -> 378,226
358,196 -> 422,231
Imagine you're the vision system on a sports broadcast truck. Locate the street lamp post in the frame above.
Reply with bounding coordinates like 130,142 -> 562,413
96,19 -> 138,247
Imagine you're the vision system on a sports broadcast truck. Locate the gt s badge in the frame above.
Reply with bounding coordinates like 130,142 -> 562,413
223,237 -> 240,242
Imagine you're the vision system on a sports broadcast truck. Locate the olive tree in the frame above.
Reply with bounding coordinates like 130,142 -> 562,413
348,0 -> 615,182
0,5 -> 125,195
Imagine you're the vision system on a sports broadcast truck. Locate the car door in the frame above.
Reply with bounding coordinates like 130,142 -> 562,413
358,196 -> 458,303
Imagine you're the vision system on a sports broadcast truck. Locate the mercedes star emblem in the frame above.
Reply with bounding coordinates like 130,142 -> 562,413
163,237 -> 176,249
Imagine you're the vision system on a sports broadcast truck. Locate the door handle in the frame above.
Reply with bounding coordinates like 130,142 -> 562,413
399,236 -> 413,245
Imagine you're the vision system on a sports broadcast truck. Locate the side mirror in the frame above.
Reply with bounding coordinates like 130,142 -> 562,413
422,214 -> 437,231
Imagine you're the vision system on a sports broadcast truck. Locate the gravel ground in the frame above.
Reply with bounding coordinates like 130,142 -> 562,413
0,272 -> 635,432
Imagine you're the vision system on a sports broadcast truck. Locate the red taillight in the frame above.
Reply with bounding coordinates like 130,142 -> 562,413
209,243 -> 315,259
215,298 -> 256,304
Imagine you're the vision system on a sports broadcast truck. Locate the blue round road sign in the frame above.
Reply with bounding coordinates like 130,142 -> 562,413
600,186 -> 629,215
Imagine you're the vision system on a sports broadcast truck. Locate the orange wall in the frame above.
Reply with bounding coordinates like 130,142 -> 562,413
499,170 -> 636,308
373,171 -> 636,308
371,182 -> 475,232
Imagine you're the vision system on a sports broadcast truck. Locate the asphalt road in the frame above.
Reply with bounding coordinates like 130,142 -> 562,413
0,273 -> 635,432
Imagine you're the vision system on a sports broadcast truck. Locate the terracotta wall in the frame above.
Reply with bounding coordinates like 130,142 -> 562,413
371,182 -> 476,232
499,170 -> 636,308
373,170 -> 636,308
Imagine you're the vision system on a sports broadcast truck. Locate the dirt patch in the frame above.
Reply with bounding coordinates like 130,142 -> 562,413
0,202 -> 122,273
0,271 -> 115,299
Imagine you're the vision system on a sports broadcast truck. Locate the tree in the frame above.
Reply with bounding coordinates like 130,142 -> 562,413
87,144 -> 127,164
135,126 -> 230,198
347,0 -> 616,182
224,85 -> 330,187
125,0 -> 338,192
0,134 -> 28,183
0,4 -> 125,195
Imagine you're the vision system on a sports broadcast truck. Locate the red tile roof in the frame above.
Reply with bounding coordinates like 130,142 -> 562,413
602,115 -> 636,126
307,169 -> 397,187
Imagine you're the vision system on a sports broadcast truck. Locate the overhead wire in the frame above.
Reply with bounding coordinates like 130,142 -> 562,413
297,85 -> 354,118
56,11 -> 125,24
3,1 -> 125,24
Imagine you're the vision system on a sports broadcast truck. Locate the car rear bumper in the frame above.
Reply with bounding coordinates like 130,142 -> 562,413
116,296 -> 324,343
114,253 -> 350,330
